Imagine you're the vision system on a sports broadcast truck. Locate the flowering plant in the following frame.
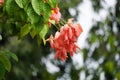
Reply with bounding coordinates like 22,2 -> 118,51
0,0 -> 83,79
46,18 -> 83,61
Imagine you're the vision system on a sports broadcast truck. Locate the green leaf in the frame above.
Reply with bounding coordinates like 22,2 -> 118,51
14,0 -> 29,9
48,0 -> 57,8
30,28 -> 37,39
31,0 -> 44,15
39,24 -> 49,44
34,17 -> 44,32
49,19 -> 55,25
20,24 -> 31,38
5,0 -> 15,15
5,0 -> 20,16
15,0 -> 23,8
22,0 -> 30,10
5,50 -> 18,62
19,10 -> 28,21
0,62 -> 5,80
0,54 -> 11,72
22,0 -> 29,6
43,3 -> 52,23
37,34 -> 42,45
27,5 -> 40,23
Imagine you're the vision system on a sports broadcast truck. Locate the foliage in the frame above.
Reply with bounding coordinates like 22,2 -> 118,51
0,50 -> 18,80
0,0 -> 57,79
4,0 -> 57,43
0,0 -> 81,80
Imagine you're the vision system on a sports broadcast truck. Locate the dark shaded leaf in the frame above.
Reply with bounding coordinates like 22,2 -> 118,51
0,62 -> 5,80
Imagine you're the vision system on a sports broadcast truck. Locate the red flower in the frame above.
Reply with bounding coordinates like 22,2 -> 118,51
50,7 -> 61,24
0,0 -> 4,6
47,18 -> 83,61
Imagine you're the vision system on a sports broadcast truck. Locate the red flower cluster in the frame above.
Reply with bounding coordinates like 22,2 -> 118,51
0,0 -> 4,6
50,7 -> 61,24
46,18 -> 83,61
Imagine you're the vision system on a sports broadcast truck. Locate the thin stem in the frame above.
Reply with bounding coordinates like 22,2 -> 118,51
61,18 -> 67,24
52,23 -> 60,31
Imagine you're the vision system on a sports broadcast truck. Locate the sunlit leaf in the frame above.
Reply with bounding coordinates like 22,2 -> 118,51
30,27 -> 37,39
0,54 -> 11,72
5,50 -> 18,62
27,5 -> 40,24
15,0 -> 29,9
49,20 -> 55,25
15,0 -> 23,8
39,24 -> 49,44
43,3 -> 52,23
20,24 -> 31,38
48,0 -> 57,8
31,0 -> 44,15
